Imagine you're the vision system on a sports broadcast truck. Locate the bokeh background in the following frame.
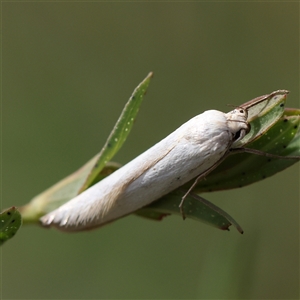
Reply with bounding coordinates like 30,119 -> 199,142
2,2 -> 299,299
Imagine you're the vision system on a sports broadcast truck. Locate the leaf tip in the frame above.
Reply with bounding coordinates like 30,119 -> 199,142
148,71 -> 154,78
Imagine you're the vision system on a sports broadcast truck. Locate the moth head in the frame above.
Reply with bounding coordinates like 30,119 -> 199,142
226,107 -> 251,142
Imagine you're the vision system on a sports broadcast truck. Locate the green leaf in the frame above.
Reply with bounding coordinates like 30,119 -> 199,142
236,90 -> 287,147
19,73 -> 153,223
78,72 -> 153,193
0,207 -> 22,246
138,190 -> 244,233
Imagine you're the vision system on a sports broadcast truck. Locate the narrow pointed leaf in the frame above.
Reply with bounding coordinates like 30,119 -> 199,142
78,72 -> 153,193
138,190 -> 243,233
241,90 -> 288,122
235,90 -> 287,147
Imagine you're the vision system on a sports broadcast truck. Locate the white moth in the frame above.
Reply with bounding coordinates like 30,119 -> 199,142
40,108 -> 250,231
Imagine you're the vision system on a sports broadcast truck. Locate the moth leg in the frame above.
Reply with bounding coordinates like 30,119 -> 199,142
230,147 -> 300,160
179,154 -> 229,220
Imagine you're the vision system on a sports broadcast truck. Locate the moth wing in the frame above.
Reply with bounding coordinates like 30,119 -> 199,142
40,143 -> 177,231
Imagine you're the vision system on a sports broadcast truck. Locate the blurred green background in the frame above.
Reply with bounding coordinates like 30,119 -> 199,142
2,2 -> 299,299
